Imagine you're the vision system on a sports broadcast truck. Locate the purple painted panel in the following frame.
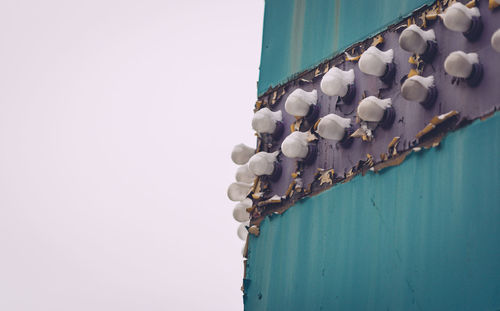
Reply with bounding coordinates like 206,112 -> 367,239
256,2 -> 500,203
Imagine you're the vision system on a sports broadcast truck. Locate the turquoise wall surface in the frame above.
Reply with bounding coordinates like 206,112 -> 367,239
257,0 -> 434,95
245,113 -> 500,310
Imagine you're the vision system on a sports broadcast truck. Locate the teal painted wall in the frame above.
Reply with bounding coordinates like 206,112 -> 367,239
245,113 -> 500,310
257,0 -> 434,95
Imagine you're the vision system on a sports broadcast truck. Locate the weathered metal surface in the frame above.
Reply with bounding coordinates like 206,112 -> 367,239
252,1 -> 500,215
244,113 -> 500,310
258,0 -> 435,95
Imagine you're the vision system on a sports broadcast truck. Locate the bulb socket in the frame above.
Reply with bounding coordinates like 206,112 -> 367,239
341,84 -> 356,104
339,127 -> 354,148
302,143 -> 318,165
465,62 -> 483,87
380,63 -> 396,85
463,16 -> 483,41
380,106 -> 396,129
269,162 -> 282,182
420,40 -> 437,63
305,104 -> 320,124
272,121 -> 284,140
420,86 -> 438,109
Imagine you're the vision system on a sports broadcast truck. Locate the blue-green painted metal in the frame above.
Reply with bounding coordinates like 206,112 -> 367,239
257,0 -> 435,95
245,113 -> 500,310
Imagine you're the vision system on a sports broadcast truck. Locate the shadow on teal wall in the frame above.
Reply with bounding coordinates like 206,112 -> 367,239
245,113 -> 500,311
258,0 -> 434,95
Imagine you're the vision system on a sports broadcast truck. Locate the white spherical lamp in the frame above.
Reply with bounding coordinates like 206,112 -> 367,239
401,75 -> 437,109
316,114 -> 354,148
252,108 -> 284,139
491,29 -> 500,53
227,182 -> 252,202
281,131 -> 317,164
320,67 -> 356,103
231,143 -> 255,165
444,51 -> 482,87
440,2 -> 482,41
248,151 -> 281,181
359,46 -> 395,84
399,24 -> 437,62
357,96 -> 395,129
233,198 -> 252,223
284,88 -> 319,123
235,164 -> 256,184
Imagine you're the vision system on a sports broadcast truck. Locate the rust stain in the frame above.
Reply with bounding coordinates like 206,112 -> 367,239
371,35 -> 384,47
408,56 -> 419,64
317,168 -> 335,186
248,225 -> 260,236
480,109 -> 497,121
345,53 -> 361,62
255,100 -> 263,111
407,68 -> 420,77
388,136 -> 400,157
465,0 -> 476,8
490,0 -> 500,10
373,150 -> 412,172
416,111 -> 459,139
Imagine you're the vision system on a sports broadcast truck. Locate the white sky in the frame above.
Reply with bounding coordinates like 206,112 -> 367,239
0,1 -> 264,310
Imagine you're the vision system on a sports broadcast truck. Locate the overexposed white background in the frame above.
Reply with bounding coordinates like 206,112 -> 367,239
0,0 -> 263,310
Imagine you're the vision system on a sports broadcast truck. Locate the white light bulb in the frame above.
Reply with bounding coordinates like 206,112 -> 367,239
235,164 -> 256,183
284,89 -> 317,117
359,46 -> 394,77
320,67 -> 355,97
399,24 -> 435,55
401,75 -> 434,103
231,143 -> 255,165
237,222 -> 249,240
252,108 -> 282,134
317,114 -> 351,141
281,131 -> 310,159
248,151 -> 279,176
444,51 -> 479,78
440,3 -> 480,33
227,182 -> 252,202
233,198 -> 251,222
492,29 -> 500,53
357,96 -> 392,122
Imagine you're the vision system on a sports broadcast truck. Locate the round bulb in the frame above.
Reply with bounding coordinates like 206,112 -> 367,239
320,67 -> 355,97
401,75 -> 434,103
233,198 -> 251,222
227,182 -> 252,202
359,46 -> 394,77
357,96 -> 392,122
281,131 -> 309,159
444,51 -> 478,78
440,3 -> 479,33
399,24 -> 435,55
235,164 -> 256,183
237,222 -> 249,240
231,143 -> 255,165
252,108 -> 282,134
284,89 -> 317,117
317,114 -> 351,141
248,151 -> 279,176
492,29 -> 500,53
